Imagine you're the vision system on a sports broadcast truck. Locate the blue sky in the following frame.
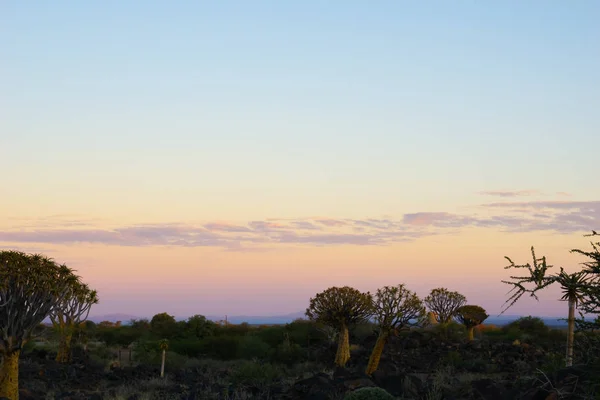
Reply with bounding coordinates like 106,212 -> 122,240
2,1 -> 600,316
4,1 -> 599,212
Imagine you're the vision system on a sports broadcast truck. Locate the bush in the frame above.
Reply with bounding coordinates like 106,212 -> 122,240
286,319 -> 329,347
344,387 -> 395,400
200,336 -> 241,360
432,321 -> 466,341
351,322 -> 378,342
167,338 -> 205,358
272,342 -> 306,365
442,350 -> 463,367
253,326 -> 287,348
503,316 -> 549,337
230,360 -> 283,388
237,336 -> 272,360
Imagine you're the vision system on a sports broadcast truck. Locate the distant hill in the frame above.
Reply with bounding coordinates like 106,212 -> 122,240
84,311 -> 571,327
82,313 -> 140,324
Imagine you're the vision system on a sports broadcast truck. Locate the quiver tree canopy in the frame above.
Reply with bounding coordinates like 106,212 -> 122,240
423,287 -> 467,324
0,251 -> 82,399
570,232 -> 600,328
305,286 -> 373,329
50,281 -> 98,363
306,286 -> 373,367
50,282 -> 98,325
372,284 -> 425,332
455,305 -> 488,341
0,251 -> 80,353
501,232 -> 599,367
366,284 -> 425,375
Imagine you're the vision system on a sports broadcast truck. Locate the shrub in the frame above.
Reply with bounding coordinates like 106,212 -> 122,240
200,336 -> 240,360
503,316 -> 549,337
344,387 -> 395,400
230,360 -> 283,388
432,321 -> 466,341
351,322 -> 377,343
272,342 -> 305,365
167,338 -> 205,358
286,319 -> 329,347
253,326 -> 287,348
236,336 -> 272,360
442,350 -> 463,368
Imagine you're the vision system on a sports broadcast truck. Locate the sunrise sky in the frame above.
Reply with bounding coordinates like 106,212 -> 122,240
2,1 -> 599,319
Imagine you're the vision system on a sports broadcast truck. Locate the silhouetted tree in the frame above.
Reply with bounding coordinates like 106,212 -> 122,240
455,305 -> 488,341
186,315 -> 216,338
571,232 -> 600,330
502,236 -> 594,367
150,313 -> 178,339
0,251 -> 81,399
50,281 -> 98,363
306,286 -> 373,367
366,284 -> 425,375
424,288 -> 467,324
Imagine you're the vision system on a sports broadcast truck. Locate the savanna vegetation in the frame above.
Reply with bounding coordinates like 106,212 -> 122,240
1,231 -> 599,399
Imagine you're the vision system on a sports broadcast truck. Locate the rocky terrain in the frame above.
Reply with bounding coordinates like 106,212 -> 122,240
13,326 -> 600,400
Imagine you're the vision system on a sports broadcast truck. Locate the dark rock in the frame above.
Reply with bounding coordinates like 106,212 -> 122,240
472,378 -> 511,400
288,372 -> 340,400
372,373 -> 405,396
17,389 -> 36,400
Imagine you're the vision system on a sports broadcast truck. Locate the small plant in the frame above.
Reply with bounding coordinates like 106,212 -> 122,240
343,386 -> 395,400
442,350 -> 463,368
230,360 -> 283,388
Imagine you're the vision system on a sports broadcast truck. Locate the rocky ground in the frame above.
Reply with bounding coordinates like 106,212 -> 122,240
14,331 -> 600,400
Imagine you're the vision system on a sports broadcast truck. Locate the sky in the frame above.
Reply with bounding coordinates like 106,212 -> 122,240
1,1 -> 599,319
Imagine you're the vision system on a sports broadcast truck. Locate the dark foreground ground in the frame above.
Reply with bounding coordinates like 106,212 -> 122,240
14,324 -> 600,400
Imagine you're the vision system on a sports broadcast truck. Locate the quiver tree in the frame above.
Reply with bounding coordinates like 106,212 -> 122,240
570,232 -> 600,331
455,305 -> 488,341
366,284 -> 425,375
502,244 -> 590,367
159,339 -> 169,378
423,288 -> 467,324
50,281 -> 98,363
305,286 -> 373,367
0,251 -> 80,399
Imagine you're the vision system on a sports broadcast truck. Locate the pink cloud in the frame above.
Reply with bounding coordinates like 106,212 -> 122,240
479,189 -> 542,197
2,198 -> 597,251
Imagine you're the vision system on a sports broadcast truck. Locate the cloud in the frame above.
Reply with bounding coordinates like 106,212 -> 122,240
314,218 -> 348,227
478,190 -> 542,197
483,200 -> 600,211
203,223 -> 253,233
1,198 -> 598,251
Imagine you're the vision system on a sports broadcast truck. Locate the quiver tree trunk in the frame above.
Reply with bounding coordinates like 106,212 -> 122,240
334,324 -> 351,367
0,350 -> 20,400
566,298 -> 575,367
56,331 -> 73,363
467,327 -> 475,341
365,330 -> 389,375
55,324 -> 74,363
160,349 -> 166,378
